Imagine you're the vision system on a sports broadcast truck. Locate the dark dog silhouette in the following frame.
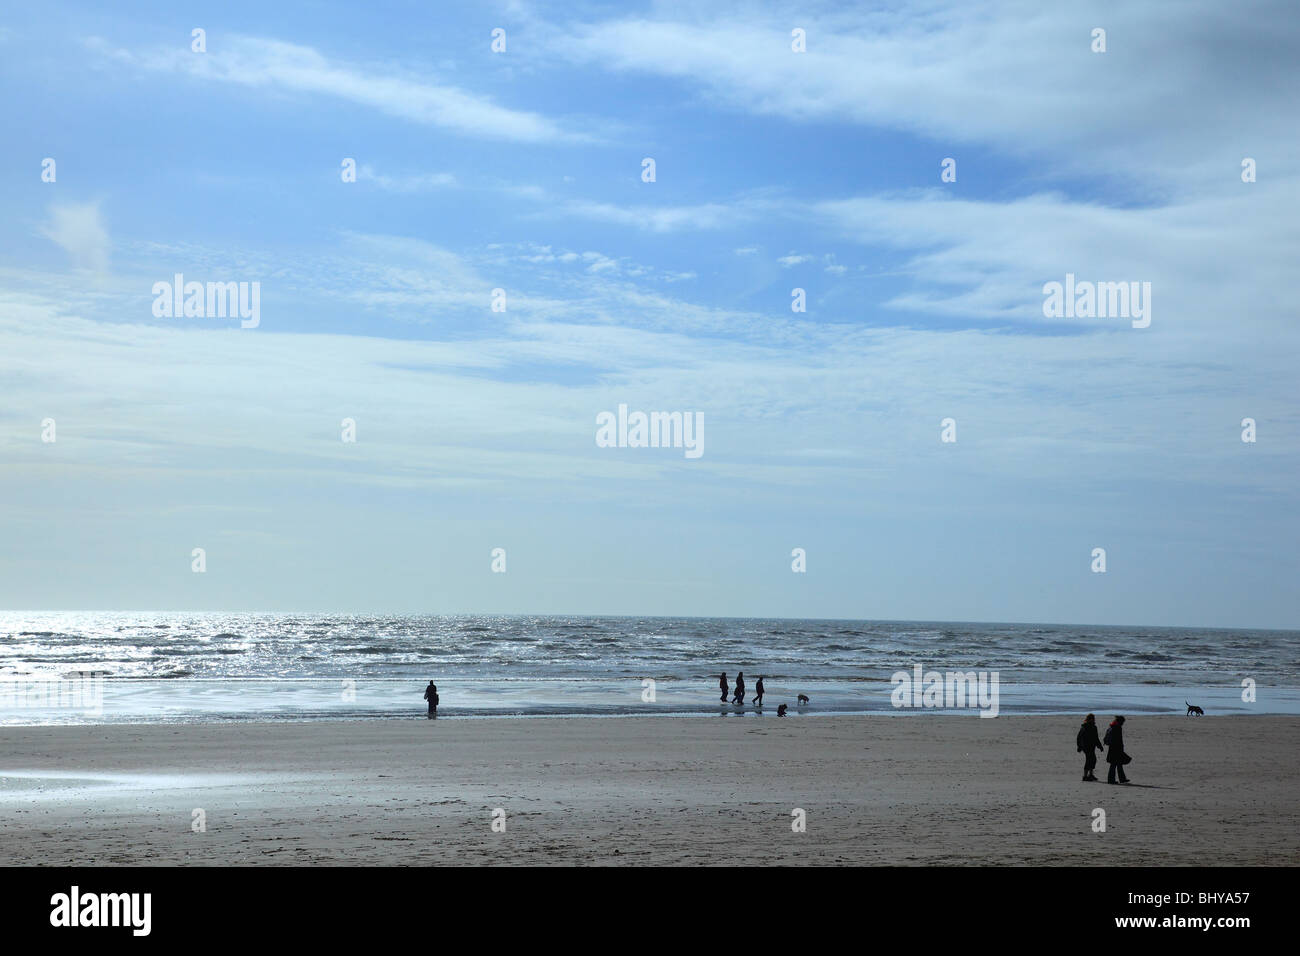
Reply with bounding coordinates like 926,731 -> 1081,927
1185,701 -> 1204,716
797,694 -> 809,705
777,704 -> 788,717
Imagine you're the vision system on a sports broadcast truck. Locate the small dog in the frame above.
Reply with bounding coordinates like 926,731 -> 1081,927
777,704 -> 788,717
797,694 -> 809,705
1186,701 -> 1204,716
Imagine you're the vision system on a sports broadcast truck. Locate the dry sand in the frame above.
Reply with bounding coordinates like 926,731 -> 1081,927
1,715 -> 1295,865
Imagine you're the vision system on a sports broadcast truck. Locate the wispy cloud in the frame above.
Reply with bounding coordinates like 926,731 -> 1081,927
85,34 -> 590,143
358,166 -> 458,192
559,198 -> 760,232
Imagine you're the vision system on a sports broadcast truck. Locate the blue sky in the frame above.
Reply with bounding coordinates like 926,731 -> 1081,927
1,0 -> 1297,626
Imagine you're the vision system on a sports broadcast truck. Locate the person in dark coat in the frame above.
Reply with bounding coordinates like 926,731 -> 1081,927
719,673 -> 729,702
1103,715 -> 1129,784
751,676 -> 765,707
423,680 -> 439,718
1077,713 -> 1103,781
732,671 -> 745,705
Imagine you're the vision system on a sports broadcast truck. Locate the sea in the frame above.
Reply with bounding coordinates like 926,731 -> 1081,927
2,612 -> 1297,724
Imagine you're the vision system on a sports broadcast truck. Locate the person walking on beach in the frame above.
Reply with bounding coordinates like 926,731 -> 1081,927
1103,715 -> 1130,784
732,671 -> 745,705
752,676 -> 765,707
423,680 -> 439,719
1077,713 -> 1103,781
719,672 -> 729,702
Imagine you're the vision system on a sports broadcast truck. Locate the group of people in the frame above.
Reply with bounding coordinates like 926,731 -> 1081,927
422,684 -> 1140,768
422,680 -> 1141,768
422,675 -> 789,718
1076,713 -> 1132,783
718,672 -> 765,706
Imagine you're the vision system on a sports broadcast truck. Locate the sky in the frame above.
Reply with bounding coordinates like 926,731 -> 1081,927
0,0 -> 1297,627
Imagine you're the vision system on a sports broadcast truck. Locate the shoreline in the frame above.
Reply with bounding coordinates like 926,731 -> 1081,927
2,715 -> 1296,865
2,707 -> 1298,727
6,676 -> 1296,724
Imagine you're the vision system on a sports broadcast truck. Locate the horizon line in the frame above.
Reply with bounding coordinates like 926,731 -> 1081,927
2,609 -> 1296,634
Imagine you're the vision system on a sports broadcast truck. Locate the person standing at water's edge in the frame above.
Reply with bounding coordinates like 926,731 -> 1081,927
1076,713 -> 1103,781
752,676 -> 765,707
719,673 -> 729,702
732,671 -> 745,705
424,680 -> 439,719
1104,715 -> 1130,784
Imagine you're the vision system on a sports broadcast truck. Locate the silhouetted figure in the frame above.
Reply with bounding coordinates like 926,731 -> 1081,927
732,671 -> 745,705
1077,713 -> 1103,781
752,676 -> 765,706
424,680 -> 439,718
719,673 -> 729,702
1104,715 -> 1130,784
777,703 -> 788,717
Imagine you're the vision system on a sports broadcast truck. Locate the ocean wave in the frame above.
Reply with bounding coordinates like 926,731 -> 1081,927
0,615 -> 1296,689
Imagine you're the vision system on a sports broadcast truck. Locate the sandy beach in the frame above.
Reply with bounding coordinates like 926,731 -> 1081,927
1,715 -> 1296,866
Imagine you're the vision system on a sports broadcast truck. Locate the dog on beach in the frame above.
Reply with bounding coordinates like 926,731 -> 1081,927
777,704 -> 788,717
797,694 -> 809,705
1185,701 -> 1204,716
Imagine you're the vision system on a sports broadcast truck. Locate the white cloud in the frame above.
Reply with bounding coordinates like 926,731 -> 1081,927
39,201 -> 110,272
552,1 -> 1300,189
3,275 -> 1295,503
812,183 -> 1300,328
